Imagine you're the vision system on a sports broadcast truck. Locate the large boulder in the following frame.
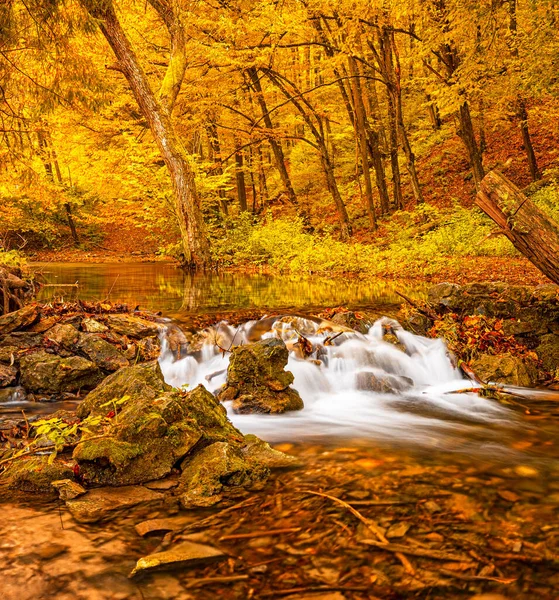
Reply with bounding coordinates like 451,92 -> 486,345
73,385 -> 245,486
19,350 -> 101,393
77,360 -> 169,418
218,338 -> 303,414
470,353 -> 537,387
43,323 -> 80,351
178,441 -> 269,508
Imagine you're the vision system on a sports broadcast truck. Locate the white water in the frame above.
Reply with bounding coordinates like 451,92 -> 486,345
159,316 -> 515,449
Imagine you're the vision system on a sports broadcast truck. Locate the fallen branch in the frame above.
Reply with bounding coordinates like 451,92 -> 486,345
302,490 -> 415,574
360,538 -> 472,562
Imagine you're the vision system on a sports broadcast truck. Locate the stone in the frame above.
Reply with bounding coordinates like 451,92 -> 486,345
330,311 -> 373,334
427,283 -> 461,308
4,457 -> 74,492
77,333 -> 129,371
502,320 -> 536,336
106,314 -> 163,338
0,345 -> 19,363
470,353 -> 537,387
0,304 -> 39,334
536,334 -> 559,374
355,370 -> 413,394
35,543 -> 68,560
51,479 -> 87,501
135,516 -> 193,537
144,478 -> 179,491
0,332 -> 41,351
242,434 -> 301,468
77,360 -> 170,418
129,541 -> 225,577
219,338 -> 303,414
65,486 -> 163,523
43,323 -> 80,349
178,442 -> 269,508
82,317 -> 109,333
0,363 -> 17,387
19,351 -> 101,393
74,385 -> 244,486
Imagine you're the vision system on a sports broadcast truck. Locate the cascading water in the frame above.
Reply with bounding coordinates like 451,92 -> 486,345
158,315 -> 517,450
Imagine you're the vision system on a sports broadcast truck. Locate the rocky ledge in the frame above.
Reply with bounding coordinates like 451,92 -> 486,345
402,282 -> 559,386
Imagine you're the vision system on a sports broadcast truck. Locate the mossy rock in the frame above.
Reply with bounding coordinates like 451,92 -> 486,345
74,385 -> 245,486
44,323 -> 80,350
77,333 -> 129,372
470,353 -> 537,387
19,350 -> 101,394
218,338 -> 304,414
0,304 -> 39,334
178,441 -> 269,508
105,314 -> 163,338
536,334 -> 559,374
4,457 -> 74,493
77,360 -> 169,418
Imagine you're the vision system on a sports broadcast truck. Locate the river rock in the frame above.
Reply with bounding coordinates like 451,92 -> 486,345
356,370 -> 413,394
51,479 -> 87,501
82,317 -> 108,333
242,434 -> 301,468
178,441 -> 269,508
77,333 -> 129,371
0,345 -> 18,363
77,360 -> 170,418
536,334 -> 559,374
19,350 -> 102,393
0,363 -> 17,387
105,314 -> 163,338
65,486 -> 163,523
0,304 -> 39,334
330,311 -> 373,334
4,457 -> 74,492
470,353 -> 537,387
44,323 -> 80,350
74,384 -> 245,486
218,338 -> 303,414
129,541 -> 225,577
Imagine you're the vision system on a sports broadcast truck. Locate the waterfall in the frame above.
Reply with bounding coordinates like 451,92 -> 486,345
158,315 -> 515,447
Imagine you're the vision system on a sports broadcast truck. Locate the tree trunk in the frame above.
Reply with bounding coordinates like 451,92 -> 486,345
246,68 -> 298,208
476,171 -> 559,283
348,57 -> 376,229
517,99 -> 541,182
206,120 -> 228,215
234,138 -> 248,212
457,100 -> 485,190
81,0 -> 210,269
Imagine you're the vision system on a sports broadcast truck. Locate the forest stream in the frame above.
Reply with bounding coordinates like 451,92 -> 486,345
1,263 -> 559,600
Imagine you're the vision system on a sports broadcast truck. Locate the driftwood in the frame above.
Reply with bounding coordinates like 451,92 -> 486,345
476,171 -> 559,284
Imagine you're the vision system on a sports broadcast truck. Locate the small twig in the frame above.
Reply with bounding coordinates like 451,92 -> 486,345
260,586 -> 369,597
438,569 -> 516,584
185,575 -> 249,588
219,527 -> 302,541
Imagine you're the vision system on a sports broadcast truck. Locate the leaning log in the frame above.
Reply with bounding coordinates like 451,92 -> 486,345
476,170 -> 559,284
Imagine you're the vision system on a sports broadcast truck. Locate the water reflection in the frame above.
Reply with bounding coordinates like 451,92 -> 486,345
34,262 -> 427,317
